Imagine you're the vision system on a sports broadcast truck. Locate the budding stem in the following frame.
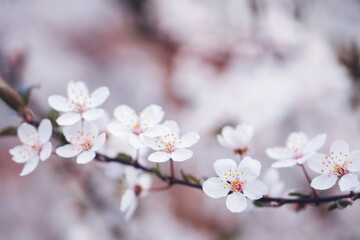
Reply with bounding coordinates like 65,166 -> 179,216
170,158 -> 175,180
299,164 -> 319,198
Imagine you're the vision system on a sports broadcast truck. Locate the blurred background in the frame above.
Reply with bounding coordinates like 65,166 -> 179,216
1,0 -> 360,239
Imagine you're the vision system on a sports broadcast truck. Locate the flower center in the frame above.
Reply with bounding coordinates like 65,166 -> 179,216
75,103 -> 87,114
333,164 -> 349,178
134,184 -> 142,196
81,141 -> 93,150
132,124 -> 144,136
230,179 -> 244,193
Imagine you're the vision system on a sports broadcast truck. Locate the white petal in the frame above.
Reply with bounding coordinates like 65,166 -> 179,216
82,108 -> 104,121
18,122 -> 38,145
202,177 -> 228,198
124,199 -> 138,221
171,148 -> 193,162
56,144 -> 82,158
213,158 -> 237,177
120,189 -> 136,212
307,153 -> 329,174
310,174 -> 337,190
304,133 -> 326,153
38,119 -> 52,144
220,126 -> 236,147
148,151 -> 170,163
230,124 -> 253,147
141,136 -> 163,150
48,95 -> 75,112
113,105 -> 138,126
56,112 -> 81,126
226,192 -> 247,213
139,104 -> 164,128
40,142 -> 52,161
348,151 -> 360,172
143,124 -> 168,138
125,167 -> 138,186
339,174 -> 360,192
9,145 -> 31,163
176,131 -> 200,148
63,121 -> 98,145
137,174 -> 152,192
330,139 -> 349,157
108,122 -> 131,138
217,134 -> 233,149
271,159 -> 297,168
243,180 -> 268,200
67,81 -> 89,100
88,86 -> 109,108
20,156 -> 39,176
128,134 -> 145,149
163,120 -> 179,133
92,133 -> 106,151
238,157 -> 261,180
266,147 -> 289,160
76,150 -> 95,164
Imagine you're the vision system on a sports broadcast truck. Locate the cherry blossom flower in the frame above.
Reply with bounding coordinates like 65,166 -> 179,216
9,119 -> 52,176
266,131 -> 326,168
202,157 -> 268,213
308,139 -> 360,192
56,121 -> 106,164
217,124 -> 253,155
48,81 -> 110,126
143,120 -> 200,163
120,167 -> 152,220
107,104 -> 165,149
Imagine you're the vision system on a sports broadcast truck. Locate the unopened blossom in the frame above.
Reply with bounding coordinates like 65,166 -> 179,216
143,120 -> 200,163
56,121 -> 106,164
120,167 -> 152,220
266,131 -> 326,168
108,104 -> 165,149
217,124 -> 253,155
202,157 -> 268,213
9,119 -> 52,176
308,139 -> 360,192
48,81 -> 109,126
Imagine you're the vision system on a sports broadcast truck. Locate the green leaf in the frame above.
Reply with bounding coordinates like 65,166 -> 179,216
288,192 -> 311,198
336,200 -> 352,209
48,109 -> 60,126
116,153 -> 132,163
0,126 -> 17,136
151,164 -> 164,180
18,84 -> 39,105
328,202 -> 338,211
253,200 -> 269,208
180,169 -> 200,184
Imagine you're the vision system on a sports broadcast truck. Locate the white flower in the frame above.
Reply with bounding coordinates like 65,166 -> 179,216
217,124 -> 253,154
121,167 -> 152,220
308,139 -> 360,192
56,121 -> 106,164
202,157 -> 268,213
9,119 -> 52,176
266,131 -> 326,168
262,168 -> 285,197
143,120 -> 200,163
107,104 -> 165,149
48,81 -> 110,126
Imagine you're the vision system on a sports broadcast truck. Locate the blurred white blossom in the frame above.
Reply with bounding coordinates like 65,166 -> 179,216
217,124 -> 253,155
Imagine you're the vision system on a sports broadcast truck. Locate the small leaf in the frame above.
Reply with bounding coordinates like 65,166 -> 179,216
253,200 -> 269,208
18,84 -> 39,105
328,202 -> 338,211
151,164 -> 164,180
181,169 -> 200,184
0,126 -> 17,136
336,200 -> 352,210
288,192 -> 311,198
116,153 -> 132,163
48,109 -> 60,126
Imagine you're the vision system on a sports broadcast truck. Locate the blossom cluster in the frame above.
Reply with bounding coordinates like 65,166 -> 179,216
7,81 -> 360,218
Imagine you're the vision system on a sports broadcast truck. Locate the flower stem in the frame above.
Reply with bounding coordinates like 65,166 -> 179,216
299,164 -> 319,198
170,158 -> 175,180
